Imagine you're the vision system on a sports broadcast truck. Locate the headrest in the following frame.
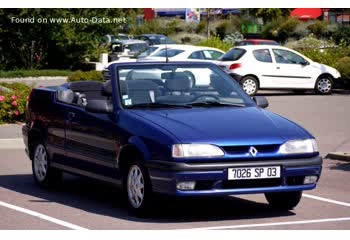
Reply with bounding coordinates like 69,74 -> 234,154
210,74 -> 234,97
127,80 -> 159,90
126,70 -> 160,80
57,89 -> 74,104
161,72 -> 189,80
101,80 -> 113,96
68,81 -> 103,92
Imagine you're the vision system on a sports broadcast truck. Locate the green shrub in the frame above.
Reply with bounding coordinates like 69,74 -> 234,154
307,20 -> 329,38
67,70 -> 103,82
198,35 -> 232,52
285,35 -> 350,69
0,69 -> 71,78
261,17 -> 299,43
223,32 -> 244,46
195,21 -> 207,34
335,57 -> 350,88
0,83 -> 32,124
216,20 -> 231,40
170,33 -> 207,45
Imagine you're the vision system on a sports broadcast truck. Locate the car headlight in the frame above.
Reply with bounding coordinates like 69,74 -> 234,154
278,139 -> 318,154
172,144 -> 224,158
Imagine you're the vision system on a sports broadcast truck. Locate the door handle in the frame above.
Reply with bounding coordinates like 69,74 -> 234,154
276,67 -> 280,69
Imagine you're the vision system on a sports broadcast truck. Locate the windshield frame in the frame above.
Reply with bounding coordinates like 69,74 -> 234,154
113,62 -> 256,110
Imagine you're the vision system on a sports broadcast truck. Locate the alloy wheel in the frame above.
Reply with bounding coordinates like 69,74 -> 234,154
127,165 -> 145,209
242,79 -> 257,95
33,144 -> 48,182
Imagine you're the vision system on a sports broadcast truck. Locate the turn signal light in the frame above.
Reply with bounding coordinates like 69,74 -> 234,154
229,63 -> 242,70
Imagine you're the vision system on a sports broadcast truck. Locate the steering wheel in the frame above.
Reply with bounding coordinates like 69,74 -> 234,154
192,94 -> 220,102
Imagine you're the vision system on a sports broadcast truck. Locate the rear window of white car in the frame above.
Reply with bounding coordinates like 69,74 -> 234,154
153,49 -> 184,58
253,49 -> 272,63
220,48 -> 246,61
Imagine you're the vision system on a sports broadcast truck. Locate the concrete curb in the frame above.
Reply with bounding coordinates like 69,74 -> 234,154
326,152 -> 350,162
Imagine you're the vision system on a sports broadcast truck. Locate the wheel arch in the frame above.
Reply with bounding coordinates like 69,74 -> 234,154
117,136 -> 150,172
316,73 -> 334,85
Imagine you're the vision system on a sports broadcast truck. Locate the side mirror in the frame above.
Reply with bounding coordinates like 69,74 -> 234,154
253,96 -> 269,108
301,60 -> 309,66
85,100 -> 113,114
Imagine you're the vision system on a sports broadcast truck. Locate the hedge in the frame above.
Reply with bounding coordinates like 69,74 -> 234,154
0,69 -> 71,78
0,82 -> 32,124
67,70 -> 103,82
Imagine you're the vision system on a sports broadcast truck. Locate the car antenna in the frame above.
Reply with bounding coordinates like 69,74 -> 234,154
165,40 -> 169,63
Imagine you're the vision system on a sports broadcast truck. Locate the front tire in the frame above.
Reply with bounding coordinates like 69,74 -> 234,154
241,76 -> 259,96
315,76 -> 333,95
265,191 -> 302,210
32,142 -> 62,187
123,159 -> 153,216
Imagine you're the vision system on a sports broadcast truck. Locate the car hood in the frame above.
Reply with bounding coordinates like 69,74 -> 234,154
131,107 -> 312,146
312,61 -> 341,78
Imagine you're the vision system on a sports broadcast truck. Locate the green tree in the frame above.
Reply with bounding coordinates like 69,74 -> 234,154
248,8 -> 292,23
0,9 -> 131,70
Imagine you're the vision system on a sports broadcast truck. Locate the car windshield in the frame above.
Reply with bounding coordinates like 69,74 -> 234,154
137,46 -> 160,58
220,48 -> 246,61
115,63 -> 254,108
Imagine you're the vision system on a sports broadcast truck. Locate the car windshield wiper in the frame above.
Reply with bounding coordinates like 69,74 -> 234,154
187,101 -> 245,108
125,102 -> 192,109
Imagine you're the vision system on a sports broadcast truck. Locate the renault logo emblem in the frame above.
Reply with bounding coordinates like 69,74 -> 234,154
249,146 -> 258,157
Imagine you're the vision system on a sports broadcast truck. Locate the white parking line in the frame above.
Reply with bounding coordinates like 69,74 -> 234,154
0,200 -> 88,230
181,217 -> 350,230
0,138 -> 24,149
303,193 -> 350,207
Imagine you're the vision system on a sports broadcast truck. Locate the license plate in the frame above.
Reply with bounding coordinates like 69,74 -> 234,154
228,166 -> 281,180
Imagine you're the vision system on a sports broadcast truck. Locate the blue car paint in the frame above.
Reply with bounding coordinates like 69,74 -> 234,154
23,61 -> 322,198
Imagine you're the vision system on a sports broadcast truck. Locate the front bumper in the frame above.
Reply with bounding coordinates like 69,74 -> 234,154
146,156 -> 322,196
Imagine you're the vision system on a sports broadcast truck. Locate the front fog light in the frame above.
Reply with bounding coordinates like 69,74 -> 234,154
176,181 -> 196,190
304,176 -> 318,184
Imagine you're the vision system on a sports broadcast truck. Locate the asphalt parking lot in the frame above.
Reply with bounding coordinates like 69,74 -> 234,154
0,91 -> 349,230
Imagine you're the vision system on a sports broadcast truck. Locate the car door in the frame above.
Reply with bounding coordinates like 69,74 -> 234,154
271,48 -> 314,89
64,99 -> 121,184
250,48 -> 276,88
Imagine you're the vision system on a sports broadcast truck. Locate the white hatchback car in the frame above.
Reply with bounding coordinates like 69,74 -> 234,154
218,45 -> 341,95
141,45 -> 225,62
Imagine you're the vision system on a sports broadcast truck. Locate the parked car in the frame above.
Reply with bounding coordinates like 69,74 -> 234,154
108,40 -> 148,61
218,45 -> 341,95
236,39 -> 280,46
134,34 -> 177,45
136,44 -> 165,58
141,45 -> 225,62
23,61 -> 322,215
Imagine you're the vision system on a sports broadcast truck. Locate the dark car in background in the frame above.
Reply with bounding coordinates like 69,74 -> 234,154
108,40 -> 149,61
134,34 -> 177,45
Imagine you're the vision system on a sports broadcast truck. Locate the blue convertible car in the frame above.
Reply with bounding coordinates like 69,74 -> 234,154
23,61 -> 322,215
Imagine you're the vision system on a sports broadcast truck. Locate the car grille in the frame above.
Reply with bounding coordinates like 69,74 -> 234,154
221,178 -> 282,189
222,144 -> 280,155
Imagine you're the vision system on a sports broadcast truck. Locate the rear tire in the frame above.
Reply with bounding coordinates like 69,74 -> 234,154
32,141 -> 62,187
315,76 -> 333,95
265,191 -> 302,210
241,76 -> 259,96
122,159 -> 154,216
